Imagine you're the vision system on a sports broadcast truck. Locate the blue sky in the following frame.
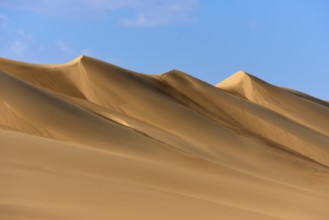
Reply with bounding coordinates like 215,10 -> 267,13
1,0 -> 328,99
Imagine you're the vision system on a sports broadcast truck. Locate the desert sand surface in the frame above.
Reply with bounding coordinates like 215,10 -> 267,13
1,55 -> 329,220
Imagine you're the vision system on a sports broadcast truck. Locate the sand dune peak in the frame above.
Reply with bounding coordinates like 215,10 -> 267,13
1,56 -> 329,220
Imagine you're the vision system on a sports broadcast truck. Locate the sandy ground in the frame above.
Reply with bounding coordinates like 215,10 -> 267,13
1,55 -> 329,219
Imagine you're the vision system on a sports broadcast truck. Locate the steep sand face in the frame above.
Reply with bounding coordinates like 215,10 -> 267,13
1,56 -> 329,220
217,71 -> 329,136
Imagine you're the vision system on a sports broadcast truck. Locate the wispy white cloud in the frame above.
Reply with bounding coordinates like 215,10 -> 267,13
10,40 -> 28,56
6,30 -> 32,58
246,20 -> 260,30
0,14 -> 7,27
0,0 -> 199,27
55,40 -> 74,55
81,48 -> 94,56
0,28 -> 89,62
120,0 -> 198,27
16,30 -> 33,40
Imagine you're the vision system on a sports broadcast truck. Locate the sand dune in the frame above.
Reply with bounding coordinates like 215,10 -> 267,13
1,56 -> 329,219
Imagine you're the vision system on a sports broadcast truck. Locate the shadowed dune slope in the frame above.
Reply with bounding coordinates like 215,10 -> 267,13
1,56 -> 329,220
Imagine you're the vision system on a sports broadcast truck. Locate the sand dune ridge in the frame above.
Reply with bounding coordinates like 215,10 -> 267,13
1,56 -> 329,220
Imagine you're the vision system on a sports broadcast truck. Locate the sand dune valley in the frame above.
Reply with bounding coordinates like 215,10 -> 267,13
1,55 -> 329,219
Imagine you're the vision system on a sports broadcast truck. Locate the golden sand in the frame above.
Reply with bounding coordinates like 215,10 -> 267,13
1,56 -> 329,219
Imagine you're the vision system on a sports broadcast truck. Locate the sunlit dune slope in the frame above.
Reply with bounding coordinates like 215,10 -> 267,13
1,56 -> 329,220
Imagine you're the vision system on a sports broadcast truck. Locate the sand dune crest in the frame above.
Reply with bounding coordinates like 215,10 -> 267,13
1,56 -> 329,219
